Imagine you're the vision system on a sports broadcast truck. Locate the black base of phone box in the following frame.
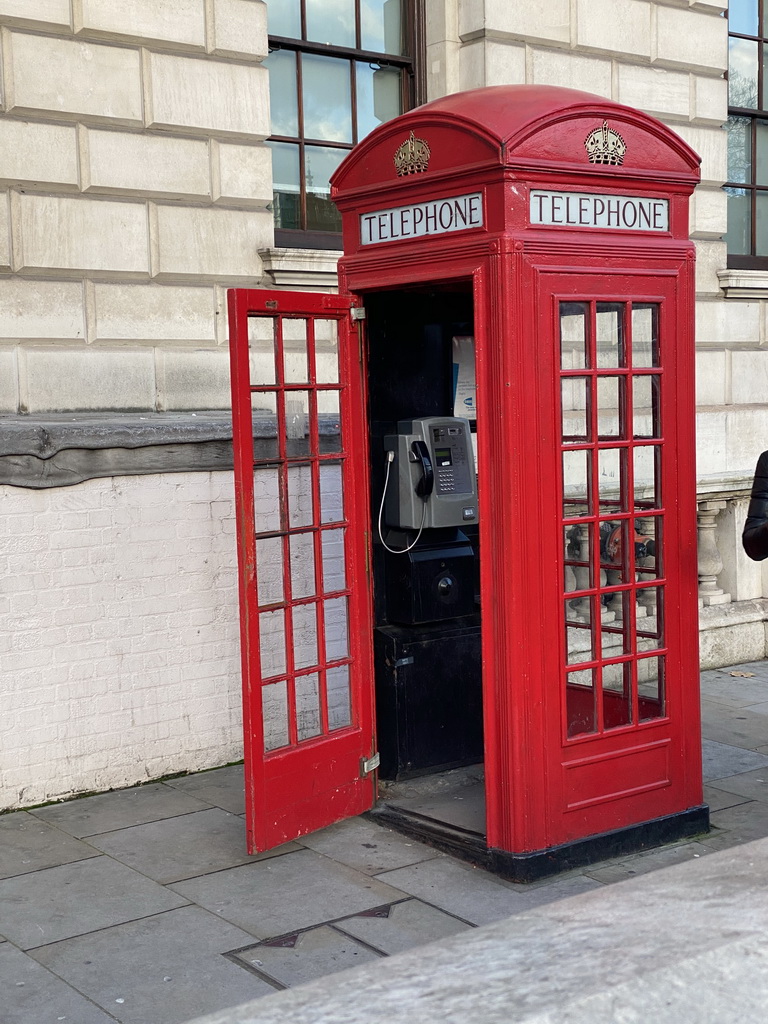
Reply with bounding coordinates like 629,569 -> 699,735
373,615 -> 483,781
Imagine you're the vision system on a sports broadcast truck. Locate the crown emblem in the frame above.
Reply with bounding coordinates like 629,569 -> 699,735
584,121 -> 627,166
394,131 -> 431,176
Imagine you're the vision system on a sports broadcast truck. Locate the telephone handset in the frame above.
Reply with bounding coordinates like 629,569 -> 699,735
379,417 -> 478,545
411,440 -> 434,498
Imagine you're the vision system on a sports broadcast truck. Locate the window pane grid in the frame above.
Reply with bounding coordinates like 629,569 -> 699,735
559,300 -> 666,740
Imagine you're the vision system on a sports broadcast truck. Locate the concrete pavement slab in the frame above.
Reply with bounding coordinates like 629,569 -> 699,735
0,855 -> 187,949
333,898 -> 471,954
699,667 -> 768,707
703,783 -> 751,812
699,700 -> 768,751
707,765 -> 768,803
232,925 -> 382,987
0,942 -> 115,1024
701,737 -> 768,780
31,782 -> 211,837
32,905 -> 275,1024
707,798 -> 768,847
384,782 -> 486,834
164,765 -> 246,816
583,840 -> 711,884
87,808 -> 295,884
297,817 -> 443,875
0,810 -> 99,879
374,855 -> 532,926
170,849 -> 408,940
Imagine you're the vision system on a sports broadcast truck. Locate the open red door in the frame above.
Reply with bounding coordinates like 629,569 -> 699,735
228,288 -> 375,854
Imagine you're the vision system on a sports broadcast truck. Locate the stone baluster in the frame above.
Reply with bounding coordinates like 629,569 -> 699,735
697,499 -> 731,606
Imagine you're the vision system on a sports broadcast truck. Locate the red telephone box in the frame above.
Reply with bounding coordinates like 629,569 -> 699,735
228,85 -> 707,880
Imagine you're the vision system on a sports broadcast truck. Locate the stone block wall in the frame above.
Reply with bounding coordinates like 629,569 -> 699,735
0,0 -> 270,414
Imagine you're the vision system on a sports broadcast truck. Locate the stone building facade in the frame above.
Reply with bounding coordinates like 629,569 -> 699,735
0,0 -> 756,811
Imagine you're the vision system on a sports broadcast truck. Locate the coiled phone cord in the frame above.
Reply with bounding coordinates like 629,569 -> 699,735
377,450 -> 427,555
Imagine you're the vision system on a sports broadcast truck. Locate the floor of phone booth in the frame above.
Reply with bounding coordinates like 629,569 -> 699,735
369,764 -> 487,864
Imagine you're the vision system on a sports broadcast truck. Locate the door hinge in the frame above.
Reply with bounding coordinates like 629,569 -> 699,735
360,752 -> 380,777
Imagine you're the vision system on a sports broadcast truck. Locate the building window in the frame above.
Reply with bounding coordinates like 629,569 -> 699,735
264,0 -> 423,249
725,1 -> 768,268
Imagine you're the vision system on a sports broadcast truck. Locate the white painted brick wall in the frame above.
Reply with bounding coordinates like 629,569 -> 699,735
0,471 -> 243,810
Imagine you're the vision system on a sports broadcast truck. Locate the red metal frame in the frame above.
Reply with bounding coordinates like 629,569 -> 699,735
228,288 -> 375,853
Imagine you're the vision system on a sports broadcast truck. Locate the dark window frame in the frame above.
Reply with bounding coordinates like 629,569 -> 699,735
266,0 -> 425,250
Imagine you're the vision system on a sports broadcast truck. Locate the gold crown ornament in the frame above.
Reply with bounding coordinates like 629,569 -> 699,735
394,131 -> 431,176
584,121 -> 627,166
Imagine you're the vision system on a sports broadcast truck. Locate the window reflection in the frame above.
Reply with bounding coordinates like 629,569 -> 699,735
302,55 -> 353,143
357,63 -> 403,139
306,0 -> 356,47
361,0 -> 404,53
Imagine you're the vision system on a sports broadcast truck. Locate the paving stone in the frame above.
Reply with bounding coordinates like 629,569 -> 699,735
0,810 -> 99,879
86,808 -> 292,884
164,765 -> 246,816
706,766 -> 768,803
583,841 -> 712,884
699,667 -> 768,708
708,799 -> 768,843
32,905 -> 274,1024
233,924 -> 382,988
701,738 -> 768,781
0,856 -> 187,949
386,782 -> 486,834
170,848 -> 407,940
31,782 -> 211,837
506,873 -> 605,910
334,898 -> 471,954
704,784 -> 752,812
297,817 -> 442,875
0,942 -> 115,1024
699,701 -> 768,752
374,856 -> 530,926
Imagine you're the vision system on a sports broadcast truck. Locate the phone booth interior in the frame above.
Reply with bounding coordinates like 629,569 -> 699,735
228,84 -> 709,881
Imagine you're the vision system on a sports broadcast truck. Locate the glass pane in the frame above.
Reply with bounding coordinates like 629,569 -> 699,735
633,375 -> 660,438
725,187 -> 751,255
361,0 -> 404,53
634,445 -> 659,508
292,602 -> 319,669
253,398 -> 279,462
266,0 -> 301,38
602,662 -> 632,730
288,463 -> 314,527
284,391 -> 310,457
269,141 -> 301,230
562,449 -> 590,516
757,120 -> 768,185
635,516 -> 661,580
318,390 -> 342,454
263,679 -> 289,751
254,466 -> 281,532
757,190 -> 768,255
598,448 -> 624,511
763,45 -> 768,109
256,536 -> 284,606
296,673 -> 322,741
327,664 -> 352,730
324,596 -> 349,660
248,316 -> 277,386
315,320 -> 340,384
283,319 -> 308,383
639,656 -> 665,721
567,669 -> 597,738
565,597 -> 593,664
321,527 -> 347,592
320,461 -> 344,523
600,521 -> 629,583
631,304 -> 659,368
290,532 -> 316,599
637,587 -> 664,652
601,610 -> 628,659
729,37 -> 758,109
264,50 -> 299,137
730,0 -> 758,35
560,302 -> 588,370
302,55 -> 352,142
305,146 -> 345,232
596,303 -> 625,368
561,377 -> 589,441
727,116 -> 752,185
565,523 -> 591,593
357,64 -> 402,140
259,609 -> 286,678
597,376 -> 624,438
306,0 -> 355,47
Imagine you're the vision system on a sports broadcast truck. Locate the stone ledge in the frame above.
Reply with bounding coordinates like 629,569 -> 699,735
717,269 -> 768,299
